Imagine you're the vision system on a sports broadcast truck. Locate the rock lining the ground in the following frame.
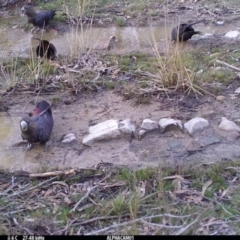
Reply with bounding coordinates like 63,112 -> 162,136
82,116 -> 239,147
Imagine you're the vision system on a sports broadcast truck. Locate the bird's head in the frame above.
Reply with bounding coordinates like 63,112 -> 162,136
109,36 -> 117,42
21,5 -> 28,14
21,5 -> 35,16
20,116 -> 31,132
107,36 -> 117,51
35,100 -> 51,114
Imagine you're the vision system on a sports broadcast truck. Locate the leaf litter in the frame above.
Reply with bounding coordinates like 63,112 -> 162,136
0,161 -> 239,235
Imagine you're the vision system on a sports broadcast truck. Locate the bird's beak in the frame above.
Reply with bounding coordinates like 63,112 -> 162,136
21,6 -> 26,14
110,36 -> 117,42
20,121 -> 28,131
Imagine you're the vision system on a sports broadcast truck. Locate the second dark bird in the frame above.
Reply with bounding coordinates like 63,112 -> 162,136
171,20 -> 205,42
20,100 -> 54,151
33,38 -> 57,60
21,4 -> 57,33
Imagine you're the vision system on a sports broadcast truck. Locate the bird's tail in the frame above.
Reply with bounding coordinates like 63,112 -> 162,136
32,37 -> 42,42
193,31 -> 202,35
187,20 -> 205,28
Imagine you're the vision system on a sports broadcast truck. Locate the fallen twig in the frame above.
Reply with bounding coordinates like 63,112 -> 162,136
51,218 -> 78,235
29,169 -> 75,178
13,218 -> 34,235
5,177 -> 58,198
85,213 -> 197,235
203,196 -> 234,216
3,209 -> 28,216
173,214 -> 202,235
141,220 -> 183,229
73,214 -> 130,226
95,170 -> 114,184
216,59 -> 240,72
70,185 -> 98,212
100,182 -> 126,188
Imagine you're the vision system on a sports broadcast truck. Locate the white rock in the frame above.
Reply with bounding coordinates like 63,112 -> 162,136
200,33 -> 213,39
119,119 -> 135,134
89,119 -> 119,134
196,69 -> 203,74
141,119 -> 158,130
216,95 -> 226,102
159,118 -> 183,132
234,87 -> 240,94
230,94 -> 237,100
62,133 -> 77,143
219,117 -> 240,132
139,130 -> 146,136
216,21 -> 224,25
225,31 -> 240,38
83,119 -> 121,146
184,117 -> 209,134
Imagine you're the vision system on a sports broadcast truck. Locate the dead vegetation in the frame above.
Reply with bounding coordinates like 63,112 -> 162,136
0,160 -> 240,235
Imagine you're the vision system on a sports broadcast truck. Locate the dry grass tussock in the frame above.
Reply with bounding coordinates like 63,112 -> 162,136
142,35 -> 209,98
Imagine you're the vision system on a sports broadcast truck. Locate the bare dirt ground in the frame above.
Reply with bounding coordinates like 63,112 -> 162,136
2,74 -> 240,173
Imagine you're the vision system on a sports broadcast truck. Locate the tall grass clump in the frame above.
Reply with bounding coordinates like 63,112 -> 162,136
0,53 -> 21,91
145,24 -> 208,97
152,41 -> 201,95
62,0 -> 95,59
26,41 -> 56,82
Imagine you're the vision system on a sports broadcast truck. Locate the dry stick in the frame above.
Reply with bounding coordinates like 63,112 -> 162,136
85,213 -> 197,235
2,181 -> 32,196
5,176 -> 58,198
13,218 -> 34,235
0,184 -> 22,196
70,185 -> 98,213
173,214 -> 202,235
101,182 -> 126,188
207,10 -> 217,17
51,218 -> 78,235
29,169 -> 75,177
73,214 -> 130,227
201,221 -> 226,228
3,208 -> 28,216
88,197 -> 103,207
97,170 -> 115,184
203,196 -> 234,217
216,59 -> 240,72
0,202 -> 17,211
141,220 -> 183,229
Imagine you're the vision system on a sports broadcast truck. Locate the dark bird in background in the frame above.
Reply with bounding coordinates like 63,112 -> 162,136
20,100 -> 54,151
107,36 -> 117,51
33,38 -> 57,60
171,20 -> 205,42
21,4 -> 57,33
